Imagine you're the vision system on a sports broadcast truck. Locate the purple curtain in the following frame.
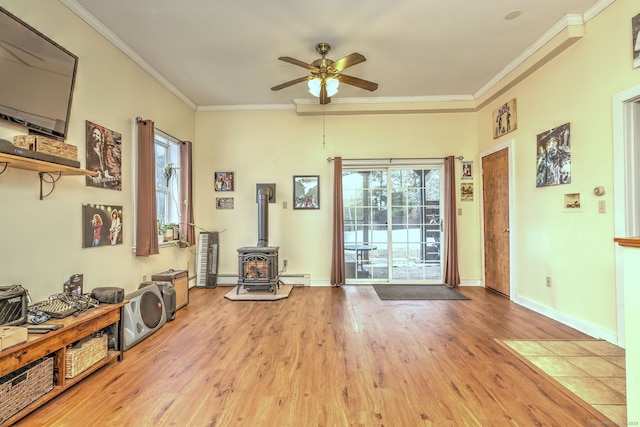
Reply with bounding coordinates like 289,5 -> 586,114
443,156 -> 460,287
179,141 -> 195,247
135,119 -> 159,256
330,157 -> 346,286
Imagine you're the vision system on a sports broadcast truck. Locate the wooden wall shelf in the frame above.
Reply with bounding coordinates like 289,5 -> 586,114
0,152 -> 97,199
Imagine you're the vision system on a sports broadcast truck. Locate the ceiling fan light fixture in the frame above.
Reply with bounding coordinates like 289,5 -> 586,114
326,77 -> 339,96
308,78 -> 321,97
308,77 -> 339,97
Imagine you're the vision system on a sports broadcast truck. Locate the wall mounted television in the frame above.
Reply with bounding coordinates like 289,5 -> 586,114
0,6 -> 78,141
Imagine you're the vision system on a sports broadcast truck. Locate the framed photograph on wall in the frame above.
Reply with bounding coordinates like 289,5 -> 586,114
216,197 -> 234,209
461,183 -> 474,201
461,161 -> 473,180
293,175 -> 319,209
492,98 -> 517,139
82,204 -> 123,247
214,172 -> 234,191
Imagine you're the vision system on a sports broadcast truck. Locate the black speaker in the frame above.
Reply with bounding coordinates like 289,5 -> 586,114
0,285 -> 28,326
122,285 -> 166,351
139,281 -> 176,321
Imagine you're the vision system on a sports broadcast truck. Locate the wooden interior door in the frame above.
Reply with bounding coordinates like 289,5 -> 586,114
482,148 -> 510,296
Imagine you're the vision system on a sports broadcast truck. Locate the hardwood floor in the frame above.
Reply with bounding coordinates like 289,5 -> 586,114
16,286 -> 613,426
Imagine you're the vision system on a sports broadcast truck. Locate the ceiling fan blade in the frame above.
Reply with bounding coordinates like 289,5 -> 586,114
271,76 -> 309,91
320,85 -> 330,105
332,53 -> 366,72
278,56 -> 317,71
338,73 -> 379,92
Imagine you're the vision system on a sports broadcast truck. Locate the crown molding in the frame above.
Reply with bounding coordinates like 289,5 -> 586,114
59,0 -> 197,110
61,0 -> 615,114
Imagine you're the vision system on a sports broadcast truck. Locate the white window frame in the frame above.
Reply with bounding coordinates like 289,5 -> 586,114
155,130 -> 181,244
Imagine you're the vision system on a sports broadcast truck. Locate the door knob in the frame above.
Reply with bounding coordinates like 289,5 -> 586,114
503,227 -> 510,233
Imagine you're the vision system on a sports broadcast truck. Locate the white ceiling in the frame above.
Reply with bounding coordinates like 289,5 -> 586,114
63,0 -> 606,109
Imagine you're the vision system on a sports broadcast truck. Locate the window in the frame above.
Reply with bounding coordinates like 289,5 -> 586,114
155,131 -> 181,228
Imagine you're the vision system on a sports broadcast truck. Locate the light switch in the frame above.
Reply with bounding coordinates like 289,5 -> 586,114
598,200 -> 606,213
457,208 -> 462,216
283,201 -> 288,209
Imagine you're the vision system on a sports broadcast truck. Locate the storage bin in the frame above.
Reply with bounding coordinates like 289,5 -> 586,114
0,357 -> 54,424
65,334 -> 108,379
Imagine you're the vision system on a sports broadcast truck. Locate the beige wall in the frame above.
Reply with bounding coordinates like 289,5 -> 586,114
194,110 -> 481,283
0,0 -> 196,302
476,0 -> 639,341
0,0 -> 635,345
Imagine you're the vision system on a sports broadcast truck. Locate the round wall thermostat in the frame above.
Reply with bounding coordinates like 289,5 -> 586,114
593,186 -> 605,196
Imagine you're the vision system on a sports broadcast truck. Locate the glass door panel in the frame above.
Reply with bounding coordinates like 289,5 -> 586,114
343,165 -> 442,283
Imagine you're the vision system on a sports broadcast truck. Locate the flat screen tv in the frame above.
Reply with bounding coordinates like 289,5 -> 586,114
0,6 -> 78,141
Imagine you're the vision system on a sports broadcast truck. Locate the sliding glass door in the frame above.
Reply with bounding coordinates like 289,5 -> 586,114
343,162 -> 444,283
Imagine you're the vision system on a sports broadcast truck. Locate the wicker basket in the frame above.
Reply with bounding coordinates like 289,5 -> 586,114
65,334 -> 108,379
0,357 -> 54,424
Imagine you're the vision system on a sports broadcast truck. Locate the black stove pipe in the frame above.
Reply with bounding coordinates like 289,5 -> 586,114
257,186 -> 272,247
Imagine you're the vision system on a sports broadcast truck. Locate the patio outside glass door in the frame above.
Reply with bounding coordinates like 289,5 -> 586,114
343,163 -> 443,283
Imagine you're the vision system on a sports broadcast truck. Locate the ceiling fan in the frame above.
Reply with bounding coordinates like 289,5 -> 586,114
271,42 -> 378,105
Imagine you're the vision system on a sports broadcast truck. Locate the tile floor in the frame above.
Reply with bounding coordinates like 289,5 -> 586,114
498,339 -> 626,425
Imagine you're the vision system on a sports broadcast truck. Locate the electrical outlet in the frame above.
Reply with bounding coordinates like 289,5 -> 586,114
546,276 -> 552,287
283,201 -> 288,209
283,259 -> 288,269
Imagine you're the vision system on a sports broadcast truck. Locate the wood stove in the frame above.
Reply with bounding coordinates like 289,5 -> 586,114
236,185 -> 280,294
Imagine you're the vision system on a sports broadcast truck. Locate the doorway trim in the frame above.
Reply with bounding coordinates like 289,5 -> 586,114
479,140 -> 516,298
612,83 -> 640,348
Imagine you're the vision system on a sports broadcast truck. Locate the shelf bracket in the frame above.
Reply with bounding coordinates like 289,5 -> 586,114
0,162 -> 8,175
39,171 -> 62,200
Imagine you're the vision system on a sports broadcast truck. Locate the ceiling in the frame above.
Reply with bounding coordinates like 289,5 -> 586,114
63,0 -> 605,109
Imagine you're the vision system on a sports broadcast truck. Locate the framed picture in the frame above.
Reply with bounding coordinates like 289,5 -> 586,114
86,121 -> 122,190
633,12 -> 640,68
536,122 -> 571,187
493,98 -> 517,139
82,204 -> 123,247
293,175 -> 319,209
461,161 -> 473,180
214,172 -> 234,191
461,182 -> 474,201
562,192 -> 583,212
216,197 -> 234,209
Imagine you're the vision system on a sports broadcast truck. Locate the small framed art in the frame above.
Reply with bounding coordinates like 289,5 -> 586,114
493,98 -> 517,139
293,175 -> 319,209
461,161 -> 473,180
216,197 -> 234,209
214,172 -> 234,191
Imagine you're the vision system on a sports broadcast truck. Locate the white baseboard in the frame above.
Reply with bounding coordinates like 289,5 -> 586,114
460,279 -> 482,286
512,295 -> 618,345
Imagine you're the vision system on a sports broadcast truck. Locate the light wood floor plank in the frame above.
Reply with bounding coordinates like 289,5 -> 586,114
15,285 -> 613,426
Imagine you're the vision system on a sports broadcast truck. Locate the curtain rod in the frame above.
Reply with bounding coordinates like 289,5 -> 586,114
136,116 -> 184,143
326,156 -> 464,163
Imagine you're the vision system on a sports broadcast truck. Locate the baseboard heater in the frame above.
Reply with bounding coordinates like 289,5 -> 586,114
216,274 -> 309,286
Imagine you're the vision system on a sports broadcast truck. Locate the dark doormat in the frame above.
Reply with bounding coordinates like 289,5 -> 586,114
372,284 -> 470,300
